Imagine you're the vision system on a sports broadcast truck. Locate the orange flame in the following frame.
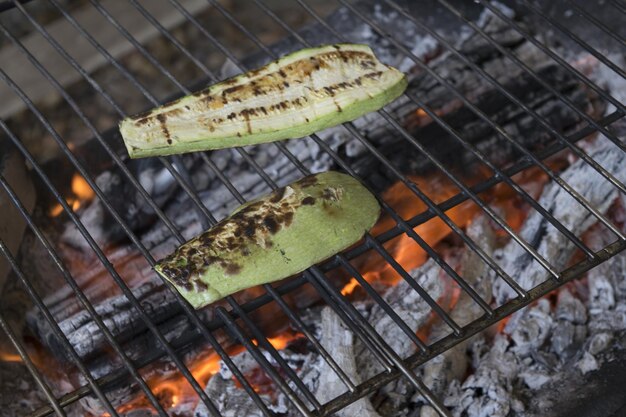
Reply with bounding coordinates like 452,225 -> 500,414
71,174 -> 94,200
114,331 -> 303,414
343,174 -> 478,295
0,351 -> 22,363
104,163 -> 556,414
49,174 -> 95,217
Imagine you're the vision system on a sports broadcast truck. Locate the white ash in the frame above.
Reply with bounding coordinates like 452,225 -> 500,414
437,205 -> 626,416
357,258 -> 444,382
444,334 -> 525,417
397,34 -> 438,73
492,135 -> 626,304
194,375 -> 273,417
418,216 -> 497,417
315,307 -> 381,417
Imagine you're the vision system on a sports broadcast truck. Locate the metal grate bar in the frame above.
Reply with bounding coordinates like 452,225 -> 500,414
0,85 -> 225,416
433,0 -> 626,159
340,0 -> 626,242
0,304 -> 66,417
1,1 -> 624,417
200,0 -> 503,321
609,0 -> 626,14
47,0 -> 402,411
566,0 -> 626,46
521,0 -> 626,79
0,9 -> 276,415
477,0 -> 626,114
0,187 -> 119,416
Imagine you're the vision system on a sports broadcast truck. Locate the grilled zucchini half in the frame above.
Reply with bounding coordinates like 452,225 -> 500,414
155,171 -> 379,309
119,43 -> 407,158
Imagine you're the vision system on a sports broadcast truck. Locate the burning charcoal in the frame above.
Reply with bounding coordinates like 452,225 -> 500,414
510,299 -> 553,357
356,258 -> 444,383
194,375 -> 270,417
28,280 -> 178,360
555,289 -> 587,324
493,136 -> 626,304
316,307 -> 381,417
575,351 -> 599,375
420,216 -> 496,403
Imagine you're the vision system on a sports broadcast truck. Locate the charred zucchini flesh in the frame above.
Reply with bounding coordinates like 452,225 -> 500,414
155,171 -> 380,309
120,44 -> 407,158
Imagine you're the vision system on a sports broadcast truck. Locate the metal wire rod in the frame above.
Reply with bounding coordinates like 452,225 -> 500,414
0,309 -> 66,417
520,0 -> 626,79
565,0 -> 626,46
477,0 -> 625,114
432,0 -> 626,157
339,0 -> 625,242
188,0 -> 498,320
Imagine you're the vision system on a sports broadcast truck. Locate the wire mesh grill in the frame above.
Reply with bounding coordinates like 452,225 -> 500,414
0,1 -> 624,416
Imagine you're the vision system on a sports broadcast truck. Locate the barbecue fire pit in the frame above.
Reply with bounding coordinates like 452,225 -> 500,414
0,1 -> 625,416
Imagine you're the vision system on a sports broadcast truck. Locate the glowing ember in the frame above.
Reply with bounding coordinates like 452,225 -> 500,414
49,174 -> 95,217
71,174 -> 94,200
0,351 -> 22,363
343,174 -> 478,296
99,166 -> 553,415
115,331 -> 303,414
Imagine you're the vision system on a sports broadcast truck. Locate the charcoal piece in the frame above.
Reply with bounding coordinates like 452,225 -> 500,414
419,215 -> 497,411
492,135 -> 626,304
0,361 -> 49,417
443,334 -> 524,417
194,374 -> 269,417
315,307 -> 381,417
356,258 -> 444,382
93,156 -> 191,242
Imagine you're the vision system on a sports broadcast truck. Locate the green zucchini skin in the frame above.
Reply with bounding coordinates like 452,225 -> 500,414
120,43 -> 407,158
155,171 -> 380,309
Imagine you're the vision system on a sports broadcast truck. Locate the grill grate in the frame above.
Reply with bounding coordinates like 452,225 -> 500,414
0,1 -> 624,416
